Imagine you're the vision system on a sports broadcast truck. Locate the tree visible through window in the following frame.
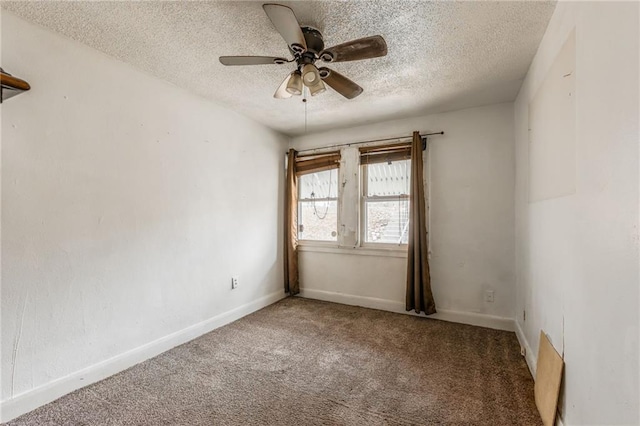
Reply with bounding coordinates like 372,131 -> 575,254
362,159 -> 411,244
293,144 -> 413,246
298,169 -> 338,241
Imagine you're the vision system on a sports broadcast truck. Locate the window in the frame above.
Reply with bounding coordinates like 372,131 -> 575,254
362,159 -> 411,244
290,141 -> 416,249
298,168 -> 339,242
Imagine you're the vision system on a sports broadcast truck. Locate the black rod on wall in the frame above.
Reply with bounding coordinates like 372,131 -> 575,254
293,131 -> 444,156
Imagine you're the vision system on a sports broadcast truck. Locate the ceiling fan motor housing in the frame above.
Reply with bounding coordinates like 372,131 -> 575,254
219,4 -> 387,100
300,26 -> 324,55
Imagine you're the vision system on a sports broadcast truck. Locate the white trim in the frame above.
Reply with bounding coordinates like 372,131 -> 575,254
298,244 -> 407,258
0,290 -> 286,423
297,240 -> 340,248
359,242 -> 408,251
515,320 -> 537,377
297,289 -> 514,331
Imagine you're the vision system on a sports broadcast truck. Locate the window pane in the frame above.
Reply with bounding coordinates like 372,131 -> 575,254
299,169 -> 338,200
365,200 -> 409,244
299,200 -> 338,241
366,159 -> 411,197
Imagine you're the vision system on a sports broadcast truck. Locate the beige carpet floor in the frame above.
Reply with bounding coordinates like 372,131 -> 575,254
6,297 -> 541,425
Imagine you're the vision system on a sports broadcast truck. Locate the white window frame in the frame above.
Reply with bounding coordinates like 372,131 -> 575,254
297,168 -> 340,245
291,145 -> 412,257
359,161 -> 410,249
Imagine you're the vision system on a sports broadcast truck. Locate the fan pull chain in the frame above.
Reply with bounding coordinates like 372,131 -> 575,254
303,86 -> 308,133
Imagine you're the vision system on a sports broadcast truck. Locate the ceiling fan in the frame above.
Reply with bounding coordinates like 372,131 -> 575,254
219,3 -> 387,100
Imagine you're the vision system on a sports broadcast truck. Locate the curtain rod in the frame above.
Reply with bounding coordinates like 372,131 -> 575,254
293,131 -> 444,156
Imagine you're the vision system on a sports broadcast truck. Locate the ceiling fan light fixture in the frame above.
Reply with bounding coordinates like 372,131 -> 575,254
309,79 -> 326,96
219,4 -> 388,101
302,64 -> 320,87
286,71 -> 303,95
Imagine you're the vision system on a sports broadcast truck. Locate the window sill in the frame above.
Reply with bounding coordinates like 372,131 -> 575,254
297,243 -> 408,258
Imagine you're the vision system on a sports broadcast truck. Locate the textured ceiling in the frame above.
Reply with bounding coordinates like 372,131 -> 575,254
2,1 -> 555,136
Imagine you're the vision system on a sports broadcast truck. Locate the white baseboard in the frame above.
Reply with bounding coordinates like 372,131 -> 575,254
297,288 -> 515,332
515,320 -> 537,377
0,290 -> 286,423
514,321 -> 566,426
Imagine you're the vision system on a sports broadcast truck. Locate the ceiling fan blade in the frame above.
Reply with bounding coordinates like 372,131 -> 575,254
320,35 -> 387,63
219,56 -> 288,66
319,67 -> 363,99
274,73 -> 293,99
263,4 -> 307,53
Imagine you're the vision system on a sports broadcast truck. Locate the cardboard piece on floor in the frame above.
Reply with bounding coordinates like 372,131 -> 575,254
535,331 -> 564,426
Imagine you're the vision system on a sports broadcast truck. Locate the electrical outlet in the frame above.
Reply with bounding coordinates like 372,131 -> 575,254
484,290 -> 494,303
231,276 -> 239,289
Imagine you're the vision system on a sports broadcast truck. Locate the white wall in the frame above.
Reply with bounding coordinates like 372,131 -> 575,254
514,2 -> 639,425
291,103 -> 516,330
1,11 -> 288,421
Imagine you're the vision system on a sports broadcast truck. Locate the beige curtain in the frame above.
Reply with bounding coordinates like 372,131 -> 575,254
406,131 -> 436,315
284,149 -> 299,295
